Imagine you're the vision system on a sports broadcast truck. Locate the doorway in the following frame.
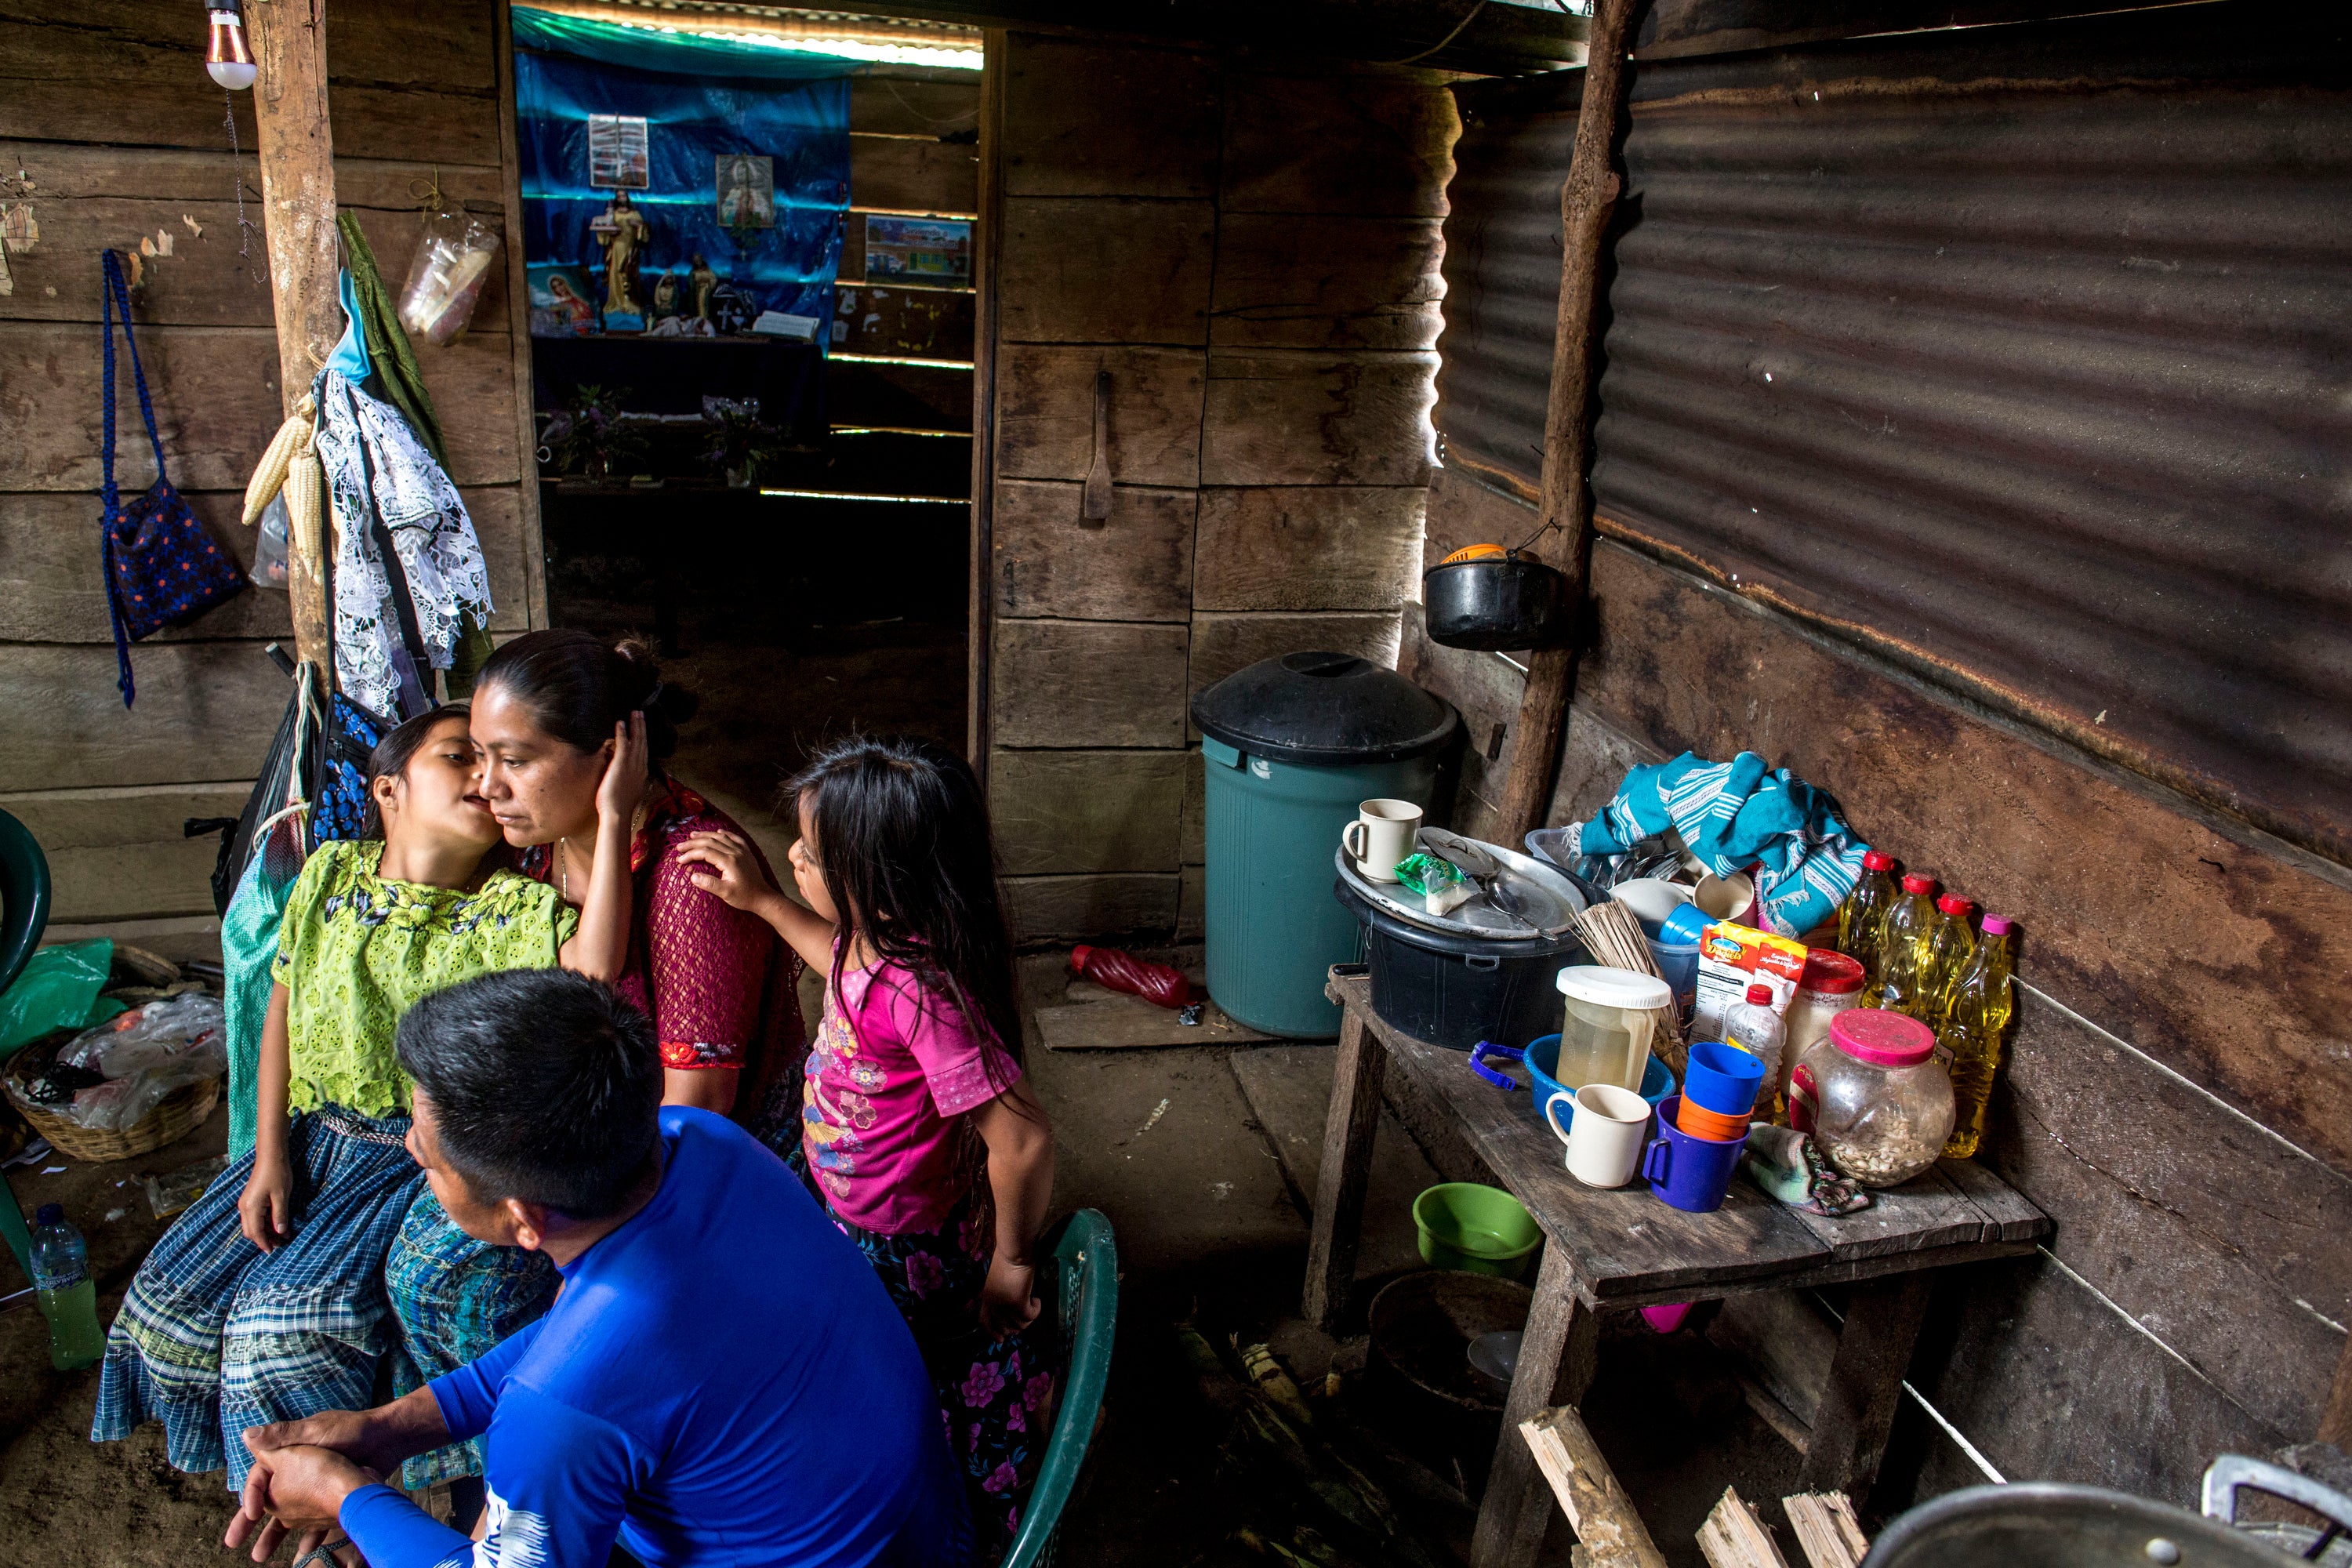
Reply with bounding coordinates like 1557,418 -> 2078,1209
513,5 -> 984,818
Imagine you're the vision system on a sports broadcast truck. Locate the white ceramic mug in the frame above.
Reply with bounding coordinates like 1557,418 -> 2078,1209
1544,1082 -> 1652,1189
1342,799 -> 1421,884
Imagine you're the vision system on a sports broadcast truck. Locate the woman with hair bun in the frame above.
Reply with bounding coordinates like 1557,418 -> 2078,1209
469,630 -> 804,1131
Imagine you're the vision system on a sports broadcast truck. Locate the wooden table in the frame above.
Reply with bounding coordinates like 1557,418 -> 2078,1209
1304,972 -> 2049,1568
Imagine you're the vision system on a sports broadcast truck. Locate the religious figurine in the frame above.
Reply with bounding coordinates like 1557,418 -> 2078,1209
688,254 -> 719,323
592,191 -> 651,318
651,269 -> 680,320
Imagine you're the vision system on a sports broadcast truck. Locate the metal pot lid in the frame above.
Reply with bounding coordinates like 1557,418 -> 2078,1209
1336,828 -> 1588,939
1191,651 -> 1459,764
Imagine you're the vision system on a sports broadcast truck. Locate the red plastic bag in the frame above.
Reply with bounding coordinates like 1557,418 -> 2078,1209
1069,946 -> 1191,1010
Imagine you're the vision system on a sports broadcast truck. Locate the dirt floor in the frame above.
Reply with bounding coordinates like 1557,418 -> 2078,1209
1,945 -> 1832,1568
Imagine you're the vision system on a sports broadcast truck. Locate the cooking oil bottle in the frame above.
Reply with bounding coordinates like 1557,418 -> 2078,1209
1938,915 -> 2016,1158
1837,850 -> 1900,985
1918,894 -> 1978,1027
1863,873 -> 1939,1014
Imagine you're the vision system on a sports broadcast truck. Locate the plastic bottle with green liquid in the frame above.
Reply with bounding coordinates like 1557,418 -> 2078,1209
1938,915 -> 2016,1159
1836,850 -> 1900,984
1864,874 -> 1940,1015
31,1203 -> 105,1370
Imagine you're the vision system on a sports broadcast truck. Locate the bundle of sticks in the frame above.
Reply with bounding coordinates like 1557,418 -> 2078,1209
1570,898 -> 1688,1075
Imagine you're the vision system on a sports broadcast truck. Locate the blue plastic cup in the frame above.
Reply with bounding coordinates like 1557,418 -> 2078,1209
1643,1096 -> 1747,1213
1682,1040 -> 1766,1118
1644,935 -> 1700,1013
1659,902 -> 1711,946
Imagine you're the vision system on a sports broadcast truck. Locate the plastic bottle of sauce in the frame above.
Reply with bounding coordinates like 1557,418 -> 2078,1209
1919,894 -> 1978,1029
1722,982 -> 1789,1120
1938,915 -> 2016,1159
1837,850 -> 1900,984
1864,874 -> 1940,1016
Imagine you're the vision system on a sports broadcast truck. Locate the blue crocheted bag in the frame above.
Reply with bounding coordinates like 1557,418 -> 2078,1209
100,249 -> 247,706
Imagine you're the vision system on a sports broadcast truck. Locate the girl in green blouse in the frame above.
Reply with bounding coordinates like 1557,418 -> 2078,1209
93,705 -> 643,1499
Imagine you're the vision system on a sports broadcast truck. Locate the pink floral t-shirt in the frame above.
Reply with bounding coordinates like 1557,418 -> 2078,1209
800,960 -> 1022,1235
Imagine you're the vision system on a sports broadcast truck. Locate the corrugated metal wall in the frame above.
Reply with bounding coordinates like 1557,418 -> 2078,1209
1433,2 -> 2352,863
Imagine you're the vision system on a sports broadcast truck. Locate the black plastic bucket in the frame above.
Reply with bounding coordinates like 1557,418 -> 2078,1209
1336,878 -> 1588,1052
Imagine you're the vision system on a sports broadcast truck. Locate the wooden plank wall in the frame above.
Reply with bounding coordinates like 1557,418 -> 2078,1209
1406,463 -> 2352,1506
983,34 -> 1454,944
0,0 -> 543,940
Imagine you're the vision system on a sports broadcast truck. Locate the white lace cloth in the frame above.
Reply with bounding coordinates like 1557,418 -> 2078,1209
311,369 -> 494,718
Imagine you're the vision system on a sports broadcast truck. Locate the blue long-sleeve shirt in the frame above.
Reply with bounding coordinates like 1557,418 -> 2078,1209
339,1108 -> 970,1568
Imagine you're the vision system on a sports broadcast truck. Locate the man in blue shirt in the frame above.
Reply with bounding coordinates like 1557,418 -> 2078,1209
224,968 -> 971,1568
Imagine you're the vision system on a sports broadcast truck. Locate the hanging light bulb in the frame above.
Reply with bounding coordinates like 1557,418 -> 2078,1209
205,0 -> 257,91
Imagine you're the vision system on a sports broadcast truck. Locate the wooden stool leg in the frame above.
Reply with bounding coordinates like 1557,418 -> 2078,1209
1302,1006 -> 1385,1330
1472,1242 -> 1599,1568
1797,1271 -> 1935,1505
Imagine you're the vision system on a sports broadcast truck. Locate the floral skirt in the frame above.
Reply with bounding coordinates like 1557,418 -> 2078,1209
829,1189 -> 1055,1563
93,1107 -> 424,1490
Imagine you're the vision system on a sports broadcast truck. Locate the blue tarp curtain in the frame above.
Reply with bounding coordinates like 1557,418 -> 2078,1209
512,7 -> 854,326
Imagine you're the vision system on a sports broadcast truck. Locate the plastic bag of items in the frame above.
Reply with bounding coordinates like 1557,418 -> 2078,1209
53,993 -> 227,1131
397,204 -> 503,347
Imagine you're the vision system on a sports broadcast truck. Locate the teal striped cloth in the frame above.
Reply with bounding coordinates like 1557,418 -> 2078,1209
1577,751 -> 1869,938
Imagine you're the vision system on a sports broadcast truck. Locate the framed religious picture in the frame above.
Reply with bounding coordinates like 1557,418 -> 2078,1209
587,114 -> 650,190
716,154 -> 775,230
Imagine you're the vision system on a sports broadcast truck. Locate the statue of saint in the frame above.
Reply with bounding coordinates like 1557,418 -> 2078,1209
595,191 -> 651,317
651,270 -> 679,319
688,254 -> 720,322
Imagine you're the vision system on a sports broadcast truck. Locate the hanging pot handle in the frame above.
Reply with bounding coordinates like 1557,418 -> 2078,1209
2201,1455 -> 2352,1536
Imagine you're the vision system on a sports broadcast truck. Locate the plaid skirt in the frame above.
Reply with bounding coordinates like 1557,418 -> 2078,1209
93,1106 -> 424,1490
383,1189 -> 557,1489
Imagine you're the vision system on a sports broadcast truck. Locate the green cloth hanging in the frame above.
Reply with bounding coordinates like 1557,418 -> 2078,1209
336,212 -> 448,470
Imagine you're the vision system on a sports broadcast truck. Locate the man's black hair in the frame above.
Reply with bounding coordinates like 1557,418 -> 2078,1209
396,969 -> 661,1219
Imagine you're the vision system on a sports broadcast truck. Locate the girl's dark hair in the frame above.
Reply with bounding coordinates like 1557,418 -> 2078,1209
361,704 -> 472,840
475,629 -> 699,766
789,736 -> 1025,1095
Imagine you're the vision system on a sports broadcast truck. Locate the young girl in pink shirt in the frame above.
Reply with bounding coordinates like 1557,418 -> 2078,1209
680,736 -> 1055,1556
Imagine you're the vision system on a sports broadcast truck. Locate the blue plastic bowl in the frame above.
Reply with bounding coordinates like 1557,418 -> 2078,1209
1524,1033 -> 1677,1132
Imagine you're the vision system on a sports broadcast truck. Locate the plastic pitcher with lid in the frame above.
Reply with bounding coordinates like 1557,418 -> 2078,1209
1553,966 -> 1673,1094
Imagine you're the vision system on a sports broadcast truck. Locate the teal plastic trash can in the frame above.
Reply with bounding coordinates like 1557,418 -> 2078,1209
1192,652 -> 1457,1038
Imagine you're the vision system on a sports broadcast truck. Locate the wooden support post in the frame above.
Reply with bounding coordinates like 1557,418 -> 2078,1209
1491,0 -> 1642,840
245,0 -> 339,678
1472,1242 -> 1602,1568
1301,999 -> 1385,1330
2320,1318 -> 2352,1446
1795,1271 -> 1933,1504
1522,1405 -> 1669,1568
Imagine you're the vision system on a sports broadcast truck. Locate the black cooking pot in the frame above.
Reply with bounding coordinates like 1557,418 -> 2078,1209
1423,550 -> 1570,652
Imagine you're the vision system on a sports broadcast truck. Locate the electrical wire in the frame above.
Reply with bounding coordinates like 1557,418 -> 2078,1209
1377,0 -> 1491,66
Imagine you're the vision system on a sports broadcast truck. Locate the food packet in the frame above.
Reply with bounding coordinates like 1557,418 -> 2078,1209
1693,920 -> 1808,1038
1395,852 -> 1474,916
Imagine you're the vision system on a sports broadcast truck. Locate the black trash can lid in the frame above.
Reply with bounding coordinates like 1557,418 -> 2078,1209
1192,651 -> 1459,764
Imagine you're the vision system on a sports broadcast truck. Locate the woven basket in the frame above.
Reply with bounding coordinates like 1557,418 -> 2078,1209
4,1073 -> 221,1163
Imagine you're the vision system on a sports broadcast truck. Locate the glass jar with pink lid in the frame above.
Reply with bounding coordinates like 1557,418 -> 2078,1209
1788,1008 -> 1955,1187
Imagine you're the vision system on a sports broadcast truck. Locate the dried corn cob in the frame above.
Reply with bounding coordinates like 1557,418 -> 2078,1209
241,395 -> 315,526
281,429 -> 326,583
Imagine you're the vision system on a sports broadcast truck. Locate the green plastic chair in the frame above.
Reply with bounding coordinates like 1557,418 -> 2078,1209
0,808 -> 51,1000
1001,1207 -> 1118,1568
0,809 -> 49,1290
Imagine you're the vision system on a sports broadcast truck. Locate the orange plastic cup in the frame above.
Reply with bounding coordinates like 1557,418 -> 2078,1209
1675,1096 -> 1750,1142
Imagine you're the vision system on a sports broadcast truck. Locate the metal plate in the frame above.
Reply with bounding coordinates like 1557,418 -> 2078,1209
1337,829 -> 1588,939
